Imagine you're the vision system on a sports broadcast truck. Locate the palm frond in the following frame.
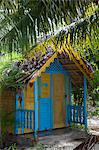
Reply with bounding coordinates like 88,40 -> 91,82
0,0 -> 98,55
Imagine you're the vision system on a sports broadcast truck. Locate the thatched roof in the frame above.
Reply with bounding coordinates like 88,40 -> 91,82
14,45 -> 94,87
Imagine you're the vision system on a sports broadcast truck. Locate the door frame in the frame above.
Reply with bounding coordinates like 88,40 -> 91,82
52,73 -> 66,128
38,72 -> 70,130
50,73 -> 69,129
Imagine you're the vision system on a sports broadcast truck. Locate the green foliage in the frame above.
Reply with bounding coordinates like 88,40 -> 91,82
90,69 -> 99,89
0,0 -> 98,56
90,110 -> 99,116
88,100 -> 99,117
0,52 -> 23,66
0,64 -> 23,90
86,65 -> 99,108
0,109 -> 15,147
89,67 -> 99,100
0,53 -> 24,90
36,142 -> 45,150
8,143 -> 17,150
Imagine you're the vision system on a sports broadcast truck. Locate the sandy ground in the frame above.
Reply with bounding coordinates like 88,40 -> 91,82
16,128 -> 88,150
88,117 -> 99,135
25,117 -> 99,150
3,117 -> 99,150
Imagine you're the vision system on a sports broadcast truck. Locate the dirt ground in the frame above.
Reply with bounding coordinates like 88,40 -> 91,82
88,117 -> 99,136
2,117 -> 99,150
15,128 -> 88,150
16,117 -> 99,150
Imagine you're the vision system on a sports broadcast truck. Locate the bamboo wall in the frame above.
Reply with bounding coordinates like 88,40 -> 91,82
0,90 -> 15,134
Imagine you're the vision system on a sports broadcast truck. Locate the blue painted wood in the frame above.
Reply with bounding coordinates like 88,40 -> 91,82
39,98 -> 51,130
84,76 -> 87,130
24,111 -> 25,128
39,75 -> 52,131
16,94 -> 19,110
45,59 -> 69,75
69,105 -> 84,124
79,108 -> 81,123
38,77 -> 42,101
15,94 -> 18,134
21,94 -> 24,134
43,58 -> 71,129
21,94 -> 24,109
34,79 -> 39,139
69,79 -> 72,126
30,111 -> 32,129
43,83 -> 48,87
15,93 -> 24,134
15,109 -> 34,130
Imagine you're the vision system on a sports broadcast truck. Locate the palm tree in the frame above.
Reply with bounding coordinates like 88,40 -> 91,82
0,0 -> 98,59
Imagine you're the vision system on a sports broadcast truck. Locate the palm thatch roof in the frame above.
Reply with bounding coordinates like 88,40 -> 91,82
14,45 -> 94,87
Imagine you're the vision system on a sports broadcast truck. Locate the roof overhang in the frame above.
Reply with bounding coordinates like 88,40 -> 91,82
28,46 -> 94,86
16,43 -> 94,86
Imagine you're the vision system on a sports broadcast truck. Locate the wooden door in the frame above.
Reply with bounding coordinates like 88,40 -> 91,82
53,74 -> 66,128
39,73 -> 52,131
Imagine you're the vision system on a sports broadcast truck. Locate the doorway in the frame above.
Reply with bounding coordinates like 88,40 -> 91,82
53,74 -> 66,128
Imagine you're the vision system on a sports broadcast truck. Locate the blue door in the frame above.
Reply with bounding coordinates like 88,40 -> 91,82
39,74 -> 52,131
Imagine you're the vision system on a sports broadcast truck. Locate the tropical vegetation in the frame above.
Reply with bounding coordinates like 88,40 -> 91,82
0,0 -> 98,55
0,0 -> 98,91
0,0 -> 99,149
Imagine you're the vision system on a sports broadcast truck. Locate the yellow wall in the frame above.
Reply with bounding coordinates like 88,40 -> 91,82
22,84 -> 34,133
41,73 -> 50,98
24,83 -> 34,110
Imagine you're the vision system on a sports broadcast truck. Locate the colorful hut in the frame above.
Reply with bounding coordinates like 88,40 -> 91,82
12,46 -> 94,139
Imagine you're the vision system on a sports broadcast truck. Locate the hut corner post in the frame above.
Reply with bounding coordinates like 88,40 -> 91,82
65,75 -> 69,127
15,94 -> 19,134
65,76 -> 72,127
70,78 -> 72,127
34,79 -> 38,140
84,76 -> 87,131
